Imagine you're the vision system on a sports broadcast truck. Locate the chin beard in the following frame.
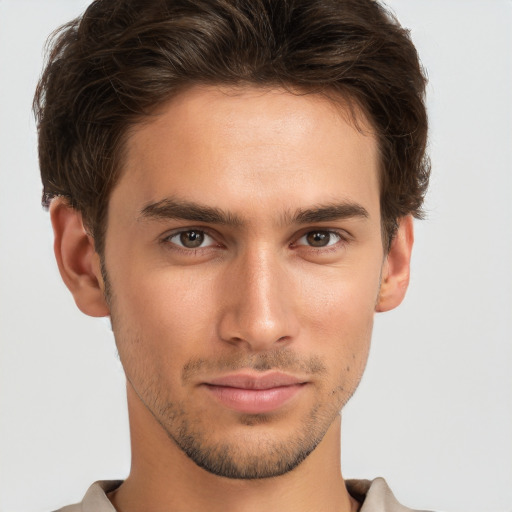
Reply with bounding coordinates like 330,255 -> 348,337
155,399 -> 338,480
174,427 -> 319,479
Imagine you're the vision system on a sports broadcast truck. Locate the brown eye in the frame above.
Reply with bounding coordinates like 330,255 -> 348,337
305,231 -> 333,247
164,229 -> 218,253
179,230 -> 205,248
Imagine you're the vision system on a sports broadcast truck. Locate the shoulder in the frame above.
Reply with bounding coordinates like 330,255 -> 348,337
347,477 -> 434,512
52,481 -> 122,512
54,505 -> 81,512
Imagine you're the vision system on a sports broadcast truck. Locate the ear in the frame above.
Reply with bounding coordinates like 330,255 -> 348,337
375,215 -> 414,312
50,198 -> 110,317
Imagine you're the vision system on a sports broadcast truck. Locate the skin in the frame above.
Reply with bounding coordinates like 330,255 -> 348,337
50,85 -> 413,512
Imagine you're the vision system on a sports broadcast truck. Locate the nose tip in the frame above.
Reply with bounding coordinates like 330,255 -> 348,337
217,254 -> 298,351
222,320 -> 293,352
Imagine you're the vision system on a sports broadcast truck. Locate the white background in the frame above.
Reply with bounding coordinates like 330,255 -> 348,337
0,1 -> 511,511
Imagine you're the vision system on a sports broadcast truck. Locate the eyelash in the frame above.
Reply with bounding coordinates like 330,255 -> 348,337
160,228 -> 350,254
292,231 -> 346,251
161,228 -> 220,254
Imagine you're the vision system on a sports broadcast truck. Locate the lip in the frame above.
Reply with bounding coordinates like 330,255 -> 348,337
203,372 -> 307,414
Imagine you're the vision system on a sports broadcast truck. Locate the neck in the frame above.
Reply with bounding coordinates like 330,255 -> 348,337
109,384 -> 359,512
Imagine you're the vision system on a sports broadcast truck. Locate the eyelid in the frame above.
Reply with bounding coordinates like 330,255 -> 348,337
160,227 -> 220,249
295,231 -> 340,248
292,228 -> 351,247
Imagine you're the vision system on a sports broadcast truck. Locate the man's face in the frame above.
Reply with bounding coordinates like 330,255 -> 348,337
104,86 -> 383,478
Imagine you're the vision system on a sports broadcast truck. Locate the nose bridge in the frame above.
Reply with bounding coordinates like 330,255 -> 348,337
218,243 -> 297,350
246,247 -> 281,317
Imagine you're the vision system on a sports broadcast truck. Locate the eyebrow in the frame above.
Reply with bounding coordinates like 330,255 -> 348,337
139,198 -> 244,226
139,197 -> 369,226
289,203 -> 369,224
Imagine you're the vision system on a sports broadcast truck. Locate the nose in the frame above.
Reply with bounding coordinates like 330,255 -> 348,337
217,248 -> 299,352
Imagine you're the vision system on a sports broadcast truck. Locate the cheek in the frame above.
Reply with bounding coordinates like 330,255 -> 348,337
297,261 -> 380,336
113,260 -> 215,328
295,262 -> 379,380
108,264 -> 219,380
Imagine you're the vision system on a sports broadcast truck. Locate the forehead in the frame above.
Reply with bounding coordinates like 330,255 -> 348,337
113,85 -> 380,223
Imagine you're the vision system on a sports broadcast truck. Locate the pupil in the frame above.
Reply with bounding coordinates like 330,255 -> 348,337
180,230 -> 204,248
307,231 -> 329,247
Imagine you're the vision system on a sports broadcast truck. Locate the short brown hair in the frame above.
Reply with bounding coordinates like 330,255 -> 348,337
34,0 -> 429,255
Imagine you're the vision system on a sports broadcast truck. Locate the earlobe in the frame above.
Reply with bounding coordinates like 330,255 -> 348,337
50,198 -> 110,317
375,215 -> 414,313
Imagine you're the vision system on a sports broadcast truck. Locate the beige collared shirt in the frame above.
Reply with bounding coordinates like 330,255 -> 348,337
55,478 -> 431,511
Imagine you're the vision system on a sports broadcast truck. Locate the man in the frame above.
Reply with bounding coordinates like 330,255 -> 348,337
33,0 -> 430,510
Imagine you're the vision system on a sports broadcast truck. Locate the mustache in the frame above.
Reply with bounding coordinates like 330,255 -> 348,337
182,349 -> 327,383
